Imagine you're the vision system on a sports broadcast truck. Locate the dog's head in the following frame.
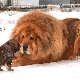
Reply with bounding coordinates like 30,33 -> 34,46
6,39 -> 20,54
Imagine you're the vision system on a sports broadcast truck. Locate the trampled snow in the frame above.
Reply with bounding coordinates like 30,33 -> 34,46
0,10 -> 80,80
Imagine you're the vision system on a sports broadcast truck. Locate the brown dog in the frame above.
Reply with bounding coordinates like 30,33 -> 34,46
9,10 -> 80,66
0,39 -> 20,71
10,10 -> 68,66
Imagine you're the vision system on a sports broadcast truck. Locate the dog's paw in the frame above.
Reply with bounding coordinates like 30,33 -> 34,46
8,69 -> 14,71
0,69 -> 4,71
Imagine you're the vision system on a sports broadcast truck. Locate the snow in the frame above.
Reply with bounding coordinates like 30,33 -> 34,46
0,10 -> 80,80
1,60 -> 80,80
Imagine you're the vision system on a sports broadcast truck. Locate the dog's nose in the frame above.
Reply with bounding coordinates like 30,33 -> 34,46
23,45 -> 28,51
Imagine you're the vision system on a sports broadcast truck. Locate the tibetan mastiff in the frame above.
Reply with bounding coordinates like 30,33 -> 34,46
9,10 -> 80,66
0,39 -> 20,71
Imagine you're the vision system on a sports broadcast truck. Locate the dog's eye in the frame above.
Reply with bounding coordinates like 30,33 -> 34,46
30,37 -> 34,41
22,35 -> 24,39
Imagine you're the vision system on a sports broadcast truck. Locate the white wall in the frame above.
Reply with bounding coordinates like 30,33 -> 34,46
12,0 -> 39,8
0,0 -> 39,7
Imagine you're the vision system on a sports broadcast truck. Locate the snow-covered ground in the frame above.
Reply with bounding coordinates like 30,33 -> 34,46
0,10 -> 80,80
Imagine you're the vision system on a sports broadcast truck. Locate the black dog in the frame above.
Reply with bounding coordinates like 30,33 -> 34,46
0,39 -> 20,71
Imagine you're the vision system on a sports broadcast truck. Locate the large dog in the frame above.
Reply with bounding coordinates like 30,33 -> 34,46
9,10 -> 80,66
0,39 -> 20,71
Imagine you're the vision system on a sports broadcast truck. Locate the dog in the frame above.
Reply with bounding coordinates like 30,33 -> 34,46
10,10 -> 69,66
0,39 -> 20,71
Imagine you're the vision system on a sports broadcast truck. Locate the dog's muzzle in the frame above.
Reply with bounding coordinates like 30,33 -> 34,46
23,45 -> 28,53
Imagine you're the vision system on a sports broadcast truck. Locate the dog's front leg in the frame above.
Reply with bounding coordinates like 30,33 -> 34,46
5,62 -> 14,71
0,66 -> 3,71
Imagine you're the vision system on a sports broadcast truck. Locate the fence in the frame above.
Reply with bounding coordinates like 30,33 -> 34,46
0,0 -> 72,8
0,0 -> 80,11
0,0 -> 80,8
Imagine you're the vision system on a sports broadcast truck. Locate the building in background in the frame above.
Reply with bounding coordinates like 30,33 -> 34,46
12,0 -> 39,8
0,0 -> 80,8
39,0 -> 70,5
0,0 -> 39,8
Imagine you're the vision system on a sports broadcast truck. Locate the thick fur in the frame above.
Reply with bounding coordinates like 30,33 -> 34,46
0,39 -> 20,71
9,10 -> 80,66
62,18 -> 80,59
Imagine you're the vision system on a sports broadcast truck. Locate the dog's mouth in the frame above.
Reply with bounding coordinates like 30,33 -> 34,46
23,51 -> 27,54
21,45 -> 31,55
